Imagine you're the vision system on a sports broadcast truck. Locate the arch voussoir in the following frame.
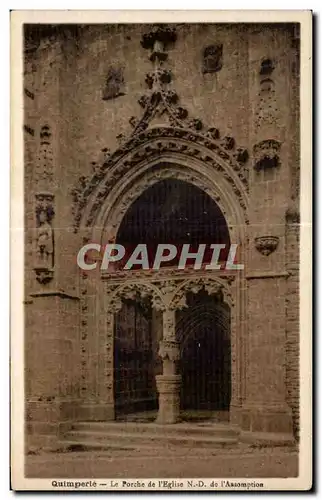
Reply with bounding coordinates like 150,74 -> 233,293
71,127 -> 250,238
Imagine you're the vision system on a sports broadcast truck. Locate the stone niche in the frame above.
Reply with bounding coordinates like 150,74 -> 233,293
202,44 -> 223,74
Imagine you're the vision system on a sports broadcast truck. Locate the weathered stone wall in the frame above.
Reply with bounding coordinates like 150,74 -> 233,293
24,23 -> 300,443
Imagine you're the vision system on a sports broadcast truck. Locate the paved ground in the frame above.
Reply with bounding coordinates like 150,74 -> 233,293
26,446 -> 298,478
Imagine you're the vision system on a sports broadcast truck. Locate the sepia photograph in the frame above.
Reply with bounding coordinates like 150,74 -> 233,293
11,10 -> 312,491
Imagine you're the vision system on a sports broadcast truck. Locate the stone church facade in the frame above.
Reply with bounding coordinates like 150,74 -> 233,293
23,22 -> 300,449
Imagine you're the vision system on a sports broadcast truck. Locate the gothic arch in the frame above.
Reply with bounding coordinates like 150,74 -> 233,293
105,280 -> 166,313
176,301 -> 231,351
169,276 -> 234,310
71,126 -> 250,249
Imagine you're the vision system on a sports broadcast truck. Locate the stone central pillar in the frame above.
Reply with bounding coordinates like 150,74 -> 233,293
156,309 -> 181,424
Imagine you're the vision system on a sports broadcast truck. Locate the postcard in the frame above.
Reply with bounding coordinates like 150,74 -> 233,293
11,9 -> 312,491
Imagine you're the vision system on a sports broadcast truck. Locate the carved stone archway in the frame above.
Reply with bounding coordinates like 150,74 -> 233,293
177,299 -> 231,413
73,126 -> 249,245
71,24 -> 250,425
100,270 -> 239,424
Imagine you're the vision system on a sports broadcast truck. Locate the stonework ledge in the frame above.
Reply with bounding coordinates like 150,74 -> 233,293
246,271 -> 289,280
30,290 -> 80,300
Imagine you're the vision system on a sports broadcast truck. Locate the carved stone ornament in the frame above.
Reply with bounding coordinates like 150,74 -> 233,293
158,340 -> 180,362
255,78 -> 278,130
106,282 -> 166,313
141,24 -> 177,63
71,26 -> 249,232
253,139 -> 281,171
254,236 -> 279,256
34,192 -> 55,284
102,67 -> 125,101
202,44 -> 223,74
170,277 -> 233,309
36,125 -> 54,188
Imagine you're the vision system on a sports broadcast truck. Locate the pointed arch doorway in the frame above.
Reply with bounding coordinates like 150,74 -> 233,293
177,291 -> 231,420
112,177 -> 232,421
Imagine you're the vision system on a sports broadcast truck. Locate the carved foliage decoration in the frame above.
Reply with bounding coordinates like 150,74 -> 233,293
71,126 -> 249,232
102,67 -> 125,101
169,277 -> 234,310
202,44 -> 223,74
106,282 -> 166,313
253,139 -> 281,171
71,25 -> 249,231
254,236 -> 279,256
158,340 -> 180,362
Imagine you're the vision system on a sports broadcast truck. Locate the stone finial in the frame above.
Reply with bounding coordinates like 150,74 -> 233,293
141,25 -> 177,63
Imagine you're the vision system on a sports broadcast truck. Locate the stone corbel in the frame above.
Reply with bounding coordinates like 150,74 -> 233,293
253,139 -> 281,171
254,236 -> 279,256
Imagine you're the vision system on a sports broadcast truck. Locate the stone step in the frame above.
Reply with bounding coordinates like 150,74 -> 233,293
240,431 -> 296,447
64,429 -> 239,450
60,438 -> 237,454
71,421 -> 240,439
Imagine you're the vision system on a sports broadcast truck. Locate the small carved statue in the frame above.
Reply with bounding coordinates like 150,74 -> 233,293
102,67 -> 125,101
35,207 -> 54,270
202,44 -> 223,74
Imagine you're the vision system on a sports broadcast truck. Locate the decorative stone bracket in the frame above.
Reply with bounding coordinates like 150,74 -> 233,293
254,236 -> 279,256
253,139 -> 281,171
